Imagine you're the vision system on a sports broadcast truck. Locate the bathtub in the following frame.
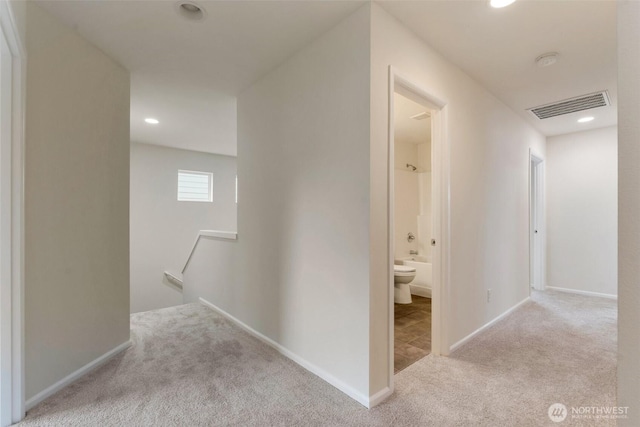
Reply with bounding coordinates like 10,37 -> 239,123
398,256 -> 432,298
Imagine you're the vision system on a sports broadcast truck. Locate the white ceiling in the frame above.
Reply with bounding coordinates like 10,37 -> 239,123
380,0 -> 617,137
36,0 -> 364,156
36,0 -> 617,156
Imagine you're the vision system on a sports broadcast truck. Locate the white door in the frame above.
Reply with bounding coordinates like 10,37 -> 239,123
530,154 -> 544,291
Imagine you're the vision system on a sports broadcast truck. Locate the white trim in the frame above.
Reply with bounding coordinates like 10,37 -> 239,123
386,67 -> 395,393
0,24 -> 13,426
199,230 -> 237,240
182,230 -> 237,274
163,271 -> 183,290
388,67 -> 451,396
409,285 -> 431,298
368,386 -> 392,408
25,341 -> 132,411
449,297 -> 530,353
0,1 -> 25,424
199,298 -> 373,408
10,27 -> 24,427
529,149 -> 545,292
177,169 -> 213,202
546,286 -> 617,300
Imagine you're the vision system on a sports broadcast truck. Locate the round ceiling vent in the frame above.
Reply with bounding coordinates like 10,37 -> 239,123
535,52 -> 559,68
175,1 -> 207,21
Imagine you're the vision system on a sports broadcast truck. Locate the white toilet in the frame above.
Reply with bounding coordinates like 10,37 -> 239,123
394,265 -> 416,304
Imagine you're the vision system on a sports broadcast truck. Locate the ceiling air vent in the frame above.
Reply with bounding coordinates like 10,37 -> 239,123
528,91 -> 610,120
410,112 -> 429,121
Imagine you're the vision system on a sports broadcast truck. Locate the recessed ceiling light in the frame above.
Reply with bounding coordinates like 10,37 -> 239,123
578,116 -> 594,123
490,0 -> 516,8
176,1 -> 206,21
535,52 -> 559,68
145,118 -> 159,124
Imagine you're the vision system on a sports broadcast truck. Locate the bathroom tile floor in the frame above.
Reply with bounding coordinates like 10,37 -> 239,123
394,295 -> 431,373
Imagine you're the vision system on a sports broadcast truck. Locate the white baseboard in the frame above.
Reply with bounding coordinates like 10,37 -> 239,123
199,298 -> 375,408
449,297 -> 530,353
409,284 -> 431,298
25,340 -> 131,411
368,386 -> 393,408
546,286 -> 617,300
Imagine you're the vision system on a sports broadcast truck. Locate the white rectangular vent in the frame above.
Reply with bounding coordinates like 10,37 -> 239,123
410,112 -> 429,121
178,170 -> 212,202
528,91 -> 610,120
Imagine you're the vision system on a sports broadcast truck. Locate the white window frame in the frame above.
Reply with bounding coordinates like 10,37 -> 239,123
177,170 -> 213,202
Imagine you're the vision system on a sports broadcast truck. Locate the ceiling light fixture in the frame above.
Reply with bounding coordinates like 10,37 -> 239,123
535,52 -> 559,68
490,0 -> 516,8
176,1 -> 207,21
145,118 -> 159,124
577,116 -> 594,123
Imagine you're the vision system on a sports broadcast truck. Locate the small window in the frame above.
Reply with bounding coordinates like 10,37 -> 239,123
177,170 -> 213,202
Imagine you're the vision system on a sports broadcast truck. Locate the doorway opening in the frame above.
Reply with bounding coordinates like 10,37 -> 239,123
529,151 -> 544,291
392,91 -> 433,372
388,68 -> 450,384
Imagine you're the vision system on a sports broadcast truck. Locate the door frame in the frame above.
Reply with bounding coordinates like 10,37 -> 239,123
387,66 -> 451,387
529,149 -> 545,292
0,1 -> 25,425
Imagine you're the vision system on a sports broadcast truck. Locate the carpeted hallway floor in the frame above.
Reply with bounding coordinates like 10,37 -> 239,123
18,290 -> 616,426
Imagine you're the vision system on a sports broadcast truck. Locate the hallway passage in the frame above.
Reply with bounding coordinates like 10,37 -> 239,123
19,290 -> 616,426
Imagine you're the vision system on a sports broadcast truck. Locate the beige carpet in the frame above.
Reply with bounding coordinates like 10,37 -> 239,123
18,290 -> 617,426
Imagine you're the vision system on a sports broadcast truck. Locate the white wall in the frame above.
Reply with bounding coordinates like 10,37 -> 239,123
546,127 -> 617,297
417,143 -> 432,259
394,169 -> 432,261
394,139 -> 418,171
369,3 -> 546,395
393,149 -> 431,260
417,143 -> 431,173
394,142 -> 420,258
24,3 -> 130,400
236,4 -> 371,402
130,142 -> 236,314
618,1 -> 640,424
182,237 -> 237,308
188,5 -> 372,404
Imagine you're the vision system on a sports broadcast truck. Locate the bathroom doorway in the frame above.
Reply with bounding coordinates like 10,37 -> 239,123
392,92 -> 433,372
388,69 -> 450,379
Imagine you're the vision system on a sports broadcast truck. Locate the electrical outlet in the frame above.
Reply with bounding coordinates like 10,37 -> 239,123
487,289 -> 492,303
